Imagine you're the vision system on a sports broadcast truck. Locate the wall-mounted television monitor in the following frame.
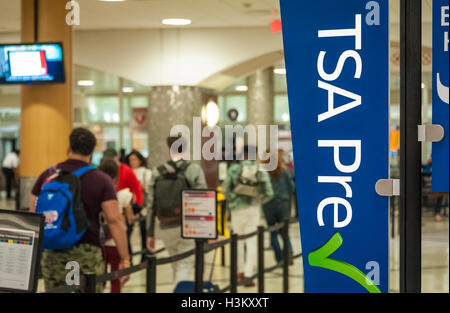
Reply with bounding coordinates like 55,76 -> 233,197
0,42 -> 65,85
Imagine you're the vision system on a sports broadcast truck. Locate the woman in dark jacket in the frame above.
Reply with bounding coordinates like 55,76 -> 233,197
261,150 -> 295,264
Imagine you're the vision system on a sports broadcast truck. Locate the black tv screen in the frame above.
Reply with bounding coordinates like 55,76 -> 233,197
0,42 -> 65,85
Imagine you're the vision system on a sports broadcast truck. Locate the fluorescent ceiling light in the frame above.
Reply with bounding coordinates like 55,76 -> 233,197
122,87 -> 134,93
162,18 -> 192,26
235,85 -> 248,92
77,80 -> 94,86
274,68 -> 286,75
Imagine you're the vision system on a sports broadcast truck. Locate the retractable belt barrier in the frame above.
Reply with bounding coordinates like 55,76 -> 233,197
44,209 -> 301,293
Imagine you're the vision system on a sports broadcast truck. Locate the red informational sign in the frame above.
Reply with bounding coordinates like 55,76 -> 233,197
131,108 -> 148,131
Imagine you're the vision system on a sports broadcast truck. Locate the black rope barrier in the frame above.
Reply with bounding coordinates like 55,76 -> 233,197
44,214 -> 300,293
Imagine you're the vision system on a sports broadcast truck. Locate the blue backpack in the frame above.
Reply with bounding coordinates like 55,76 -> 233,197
36,165 -> 94,250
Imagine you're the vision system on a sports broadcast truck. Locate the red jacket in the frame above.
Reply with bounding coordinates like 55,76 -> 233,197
117,163 -> 143,206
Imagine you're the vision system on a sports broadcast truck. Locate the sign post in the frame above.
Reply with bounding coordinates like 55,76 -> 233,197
280,0 -> 389,292
181,189 -> 217,293
432,0 -> 449,192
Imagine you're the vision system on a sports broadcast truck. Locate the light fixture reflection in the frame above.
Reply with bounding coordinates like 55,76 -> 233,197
204,101 -> 219,127
162,18 -> 192,26
274,68 -> 286,75
235,85 -> 248,92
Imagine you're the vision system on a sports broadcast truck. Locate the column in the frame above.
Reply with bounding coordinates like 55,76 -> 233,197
19,0 -> 73,210
147,86 -> 203,168
247,67 -> 274,127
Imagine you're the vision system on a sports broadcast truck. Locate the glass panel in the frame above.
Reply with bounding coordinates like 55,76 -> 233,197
86,97 -> 120,123
90,125 -> 120,166
274,94 -> 290,123
131,131 -> 149,158
274,72 -> 288,93
123,96 -> 149,123
219,95 -> 247,123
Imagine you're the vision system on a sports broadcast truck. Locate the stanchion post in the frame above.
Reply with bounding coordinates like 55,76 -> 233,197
146,254 -> 157,293
195,239 -> 205,293
84,273 -> 97,293
282,220 -> 290,293
221,200 -> 226,266
230,233 -> 238,293
257,225 -> 265,293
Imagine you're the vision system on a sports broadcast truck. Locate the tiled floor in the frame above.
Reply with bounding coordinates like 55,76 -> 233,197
0,193 -> 448,293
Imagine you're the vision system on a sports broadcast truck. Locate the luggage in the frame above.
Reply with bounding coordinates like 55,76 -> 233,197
232,162 -> 260,197
173,247 -> 220,293
173,281 -> 220,293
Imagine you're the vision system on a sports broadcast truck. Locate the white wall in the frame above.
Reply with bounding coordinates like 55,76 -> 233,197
73,27 -> 283,87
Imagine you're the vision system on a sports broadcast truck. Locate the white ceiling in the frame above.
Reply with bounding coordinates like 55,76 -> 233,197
0,0 -> 281,33
0,0 -> 436,33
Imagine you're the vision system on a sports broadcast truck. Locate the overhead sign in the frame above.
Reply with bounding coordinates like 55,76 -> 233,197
432,0 -> 449,192
181,190 -> 217,240
280,0 -> 389,292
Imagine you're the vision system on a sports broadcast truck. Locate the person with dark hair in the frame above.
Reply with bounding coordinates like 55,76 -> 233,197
146,135 -> 207,289
103,148 -> 143,208
127,150 -> 152,260
261,149 -> 295,264
2,149 -> 20,199
119,148 -> 127,164
98,158 -> 134,293
223,145 -> 273,287
29,128 -> 130,291
103,148 -> 143,261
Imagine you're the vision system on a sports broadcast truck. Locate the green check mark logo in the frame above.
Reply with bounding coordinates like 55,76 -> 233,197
308,232 -> 381,293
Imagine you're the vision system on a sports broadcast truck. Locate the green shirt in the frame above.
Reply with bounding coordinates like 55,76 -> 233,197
222,160 -> 274,211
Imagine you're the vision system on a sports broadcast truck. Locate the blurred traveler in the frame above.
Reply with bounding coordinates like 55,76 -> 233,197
119,148 -> 127,164
99,159 -> 133,293
146,135 -> 207,289
425,156 -> 447,222
29,128 -> 130,291
103,148 -> 144,208
127,150 -> 152,260
261,150 -> 295,264
223,145 -> 274,287
1,149 -> 19,199
103,148 -> 144,260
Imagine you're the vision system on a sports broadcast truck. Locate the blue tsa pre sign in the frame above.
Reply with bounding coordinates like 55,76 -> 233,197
432,0 -> 449,192
280,0 -> 389,293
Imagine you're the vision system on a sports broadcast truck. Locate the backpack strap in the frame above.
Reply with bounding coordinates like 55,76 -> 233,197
73,165 -> 95,177
156,165 -> 168,176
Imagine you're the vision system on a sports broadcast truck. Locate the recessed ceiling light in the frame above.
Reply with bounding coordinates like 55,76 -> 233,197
122,87 -> 134,93
235,85 -> 248,92
162,18 -> 192,26
77,80 -> 94,86
274,68 -> 286,75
